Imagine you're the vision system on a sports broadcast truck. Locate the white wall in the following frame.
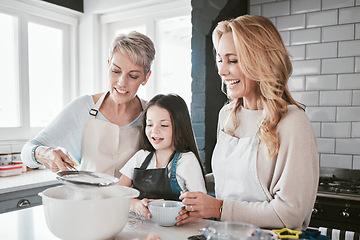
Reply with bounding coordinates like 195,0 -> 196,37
250,0 -> 360,169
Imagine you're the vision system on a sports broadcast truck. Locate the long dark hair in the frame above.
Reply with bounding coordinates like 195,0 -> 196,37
140,94 -> 205,177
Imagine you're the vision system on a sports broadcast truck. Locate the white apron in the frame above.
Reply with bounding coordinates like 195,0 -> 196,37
212,118 -> 268,202
80,92 -> 146,178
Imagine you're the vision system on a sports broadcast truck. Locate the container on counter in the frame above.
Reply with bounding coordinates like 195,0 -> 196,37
0,153 -> 12,166
11,152 -> 27,173
0,164 -> 23,177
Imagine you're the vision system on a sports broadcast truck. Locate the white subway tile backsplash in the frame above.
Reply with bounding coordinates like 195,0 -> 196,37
317,138 -> 336,153
291,28 -> 321,45
339,6 -> 360,24
320,154 -> 352,169
292,91 -> 319,106
280,31 -> 290,45
306,42 -> 337,59
353,122 -> 360,137
292,60 -> 320,75
306,10 -> 338,28
0,145 -> 11,154
356,23 -> 360,39
250,5 -> 261,15
336,138 -> 360,154
322,122 -> 351,137
306,107 -> 336,121
262,1 -> 290,18
277,14 -> 305,31
291,0 -> 320,14
338,74 -> 360,89
322,24 -> 354,42
322,58 -> 354,74
337,107 -> 360,121
288,76 -> 305,91
306,75 -> 337,90
320,90 -> 352,106
322,0 -> 355,10
287,45 -> 305,60
312,122 -> 321,137
250,0 -> 275,5
354,90 -> 360,105
339,40 -> 360,57
354,156 -> 360,169
251,0 -> 360,169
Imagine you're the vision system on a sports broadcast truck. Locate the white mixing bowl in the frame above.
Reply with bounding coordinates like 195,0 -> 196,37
148,200 -> 184,226
39,185 -> 139,240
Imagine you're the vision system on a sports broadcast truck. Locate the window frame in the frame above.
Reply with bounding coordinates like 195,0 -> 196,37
0,1 -> 79,141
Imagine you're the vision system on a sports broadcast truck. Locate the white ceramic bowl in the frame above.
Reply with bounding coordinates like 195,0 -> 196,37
148,200 -> 184,226
39,185 -> 139,240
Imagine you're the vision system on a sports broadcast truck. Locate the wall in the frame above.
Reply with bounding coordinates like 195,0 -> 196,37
191,0 -> 248,172
249,0 -> 360,169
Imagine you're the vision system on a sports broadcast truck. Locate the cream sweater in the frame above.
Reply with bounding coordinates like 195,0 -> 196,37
217,104 -> 319,230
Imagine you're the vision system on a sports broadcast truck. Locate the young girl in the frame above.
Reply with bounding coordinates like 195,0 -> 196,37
118,94 -> 206,218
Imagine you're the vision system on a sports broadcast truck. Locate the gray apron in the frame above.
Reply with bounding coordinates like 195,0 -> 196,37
80,91 -> 146,178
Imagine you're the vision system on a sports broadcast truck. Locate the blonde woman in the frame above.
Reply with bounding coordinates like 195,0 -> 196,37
177,15 -> 318,230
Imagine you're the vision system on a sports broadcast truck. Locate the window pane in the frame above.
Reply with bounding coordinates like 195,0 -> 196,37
156,16 -> 192,107
0,13 -> 20,127
28,22 -> 63,127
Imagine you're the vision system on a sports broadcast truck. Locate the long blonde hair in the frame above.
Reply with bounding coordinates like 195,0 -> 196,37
212,15 -> 304,157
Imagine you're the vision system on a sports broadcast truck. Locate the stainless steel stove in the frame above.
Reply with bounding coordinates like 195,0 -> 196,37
310,167 -> 360,233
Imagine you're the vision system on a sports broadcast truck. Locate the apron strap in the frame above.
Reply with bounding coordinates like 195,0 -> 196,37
89,91 -> 108,117
139,151 -> 155,169
169,152 -> 182,197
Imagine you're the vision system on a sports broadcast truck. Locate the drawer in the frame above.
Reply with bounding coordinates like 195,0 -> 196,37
0,183 -> 60,214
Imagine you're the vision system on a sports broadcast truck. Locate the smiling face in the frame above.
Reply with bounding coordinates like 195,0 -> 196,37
145,105 -> 175,154
108,50 -> 151,105
216,32 -> 259,109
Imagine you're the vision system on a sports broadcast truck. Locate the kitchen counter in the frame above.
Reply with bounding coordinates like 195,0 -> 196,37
0,169 -> 60,213
0,205 -> 213,240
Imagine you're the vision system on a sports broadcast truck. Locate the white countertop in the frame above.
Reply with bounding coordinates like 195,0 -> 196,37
0,168 -> 58,194
0,205 -> 212,240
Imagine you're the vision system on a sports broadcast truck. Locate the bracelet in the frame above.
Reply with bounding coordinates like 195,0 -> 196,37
31,145 -> 42,165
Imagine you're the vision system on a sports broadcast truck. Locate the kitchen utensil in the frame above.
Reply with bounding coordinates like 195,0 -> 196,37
56,170 -> 119,187
272,228 -> 302,239
148,200 -> 185,226
199,221 -> 268,240
39,185 -> 139,240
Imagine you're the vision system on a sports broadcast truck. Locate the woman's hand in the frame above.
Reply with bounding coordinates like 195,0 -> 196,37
176,191 -> 223,226
34,146 -> 74,172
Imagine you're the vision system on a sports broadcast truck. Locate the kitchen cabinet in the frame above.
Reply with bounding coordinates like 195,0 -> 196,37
0,169 -> 60,214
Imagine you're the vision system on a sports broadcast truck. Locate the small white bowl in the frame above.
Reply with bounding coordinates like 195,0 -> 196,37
148,200 -> 185,226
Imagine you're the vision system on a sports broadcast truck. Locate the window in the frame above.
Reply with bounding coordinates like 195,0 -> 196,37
100,1 -> 192,107
0,2 -> 78,141
0,13 -> 19,128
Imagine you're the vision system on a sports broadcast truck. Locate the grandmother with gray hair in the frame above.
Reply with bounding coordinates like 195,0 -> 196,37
21,31 -> 156,178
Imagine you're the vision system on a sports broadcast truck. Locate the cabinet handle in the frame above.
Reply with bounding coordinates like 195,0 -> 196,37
17,199 -> 31,208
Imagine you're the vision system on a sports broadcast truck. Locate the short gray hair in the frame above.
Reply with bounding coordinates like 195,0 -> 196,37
109,31 -> 155,74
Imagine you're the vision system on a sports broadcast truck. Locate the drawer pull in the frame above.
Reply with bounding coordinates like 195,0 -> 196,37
17,199 -> 30,208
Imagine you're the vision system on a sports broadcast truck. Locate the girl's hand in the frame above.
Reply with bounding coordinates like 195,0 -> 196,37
34,146 -> 74,172
176,191 -> 223,225
130,198 -> 164,219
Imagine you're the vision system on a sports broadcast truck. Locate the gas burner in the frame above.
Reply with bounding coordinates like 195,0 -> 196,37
318,175 -> 360,196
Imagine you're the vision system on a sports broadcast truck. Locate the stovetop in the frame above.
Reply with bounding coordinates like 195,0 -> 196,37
317,167 -> 360,201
